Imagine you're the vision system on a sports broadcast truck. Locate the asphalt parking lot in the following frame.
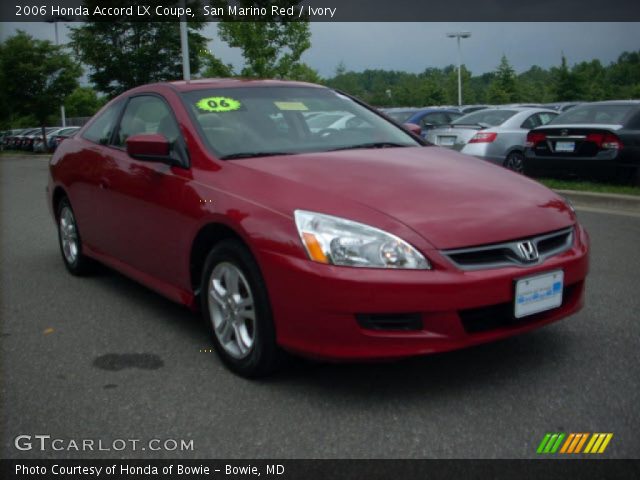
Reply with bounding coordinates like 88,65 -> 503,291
1,156 -> 639,459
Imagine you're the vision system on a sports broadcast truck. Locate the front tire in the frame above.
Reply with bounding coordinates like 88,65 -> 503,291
200,240 -> 281,378
56,197 -> 94,275
504,151 -> 525,173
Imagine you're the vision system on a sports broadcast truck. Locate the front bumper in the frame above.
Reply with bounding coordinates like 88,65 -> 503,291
258,224 -> 589,360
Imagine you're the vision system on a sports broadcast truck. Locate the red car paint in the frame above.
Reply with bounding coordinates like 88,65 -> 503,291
47,80 -> 589,360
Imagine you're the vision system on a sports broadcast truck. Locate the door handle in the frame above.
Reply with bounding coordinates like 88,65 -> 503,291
99,178 -> 110,189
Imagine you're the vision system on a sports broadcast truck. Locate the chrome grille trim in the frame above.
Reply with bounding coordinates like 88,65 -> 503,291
442,227 -> 574,271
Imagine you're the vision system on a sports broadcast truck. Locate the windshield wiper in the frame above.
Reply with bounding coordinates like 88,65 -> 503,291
329,142 -> 410,151
220,152 -> 295,160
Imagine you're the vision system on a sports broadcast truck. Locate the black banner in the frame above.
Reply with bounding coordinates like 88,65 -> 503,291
2,0 -> 640,22
2,459 -> 640,480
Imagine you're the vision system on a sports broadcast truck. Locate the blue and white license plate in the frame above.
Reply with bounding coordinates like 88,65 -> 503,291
555,141 -> 575,152
514,270 -> 564,318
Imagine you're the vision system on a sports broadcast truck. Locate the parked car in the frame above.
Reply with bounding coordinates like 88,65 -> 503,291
381,108 -> 419,123
426,107 -> 558,172
31,127 -> 63,152
542,102 -> 582,112
457,105 -> 489,114
403,108 -> 463,137
48,80 -> 588,377
8,128 -> 39,149
21,127 -> 60,151
33,126 -> 81,152
524,100 -> 640,184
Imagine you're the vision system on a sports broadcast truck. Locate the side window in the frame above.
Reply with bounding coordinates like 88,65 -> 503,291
538,113 -> 557,125
82,101 -> 123,145
114,96 -> 180,147
521,114 -> 540,130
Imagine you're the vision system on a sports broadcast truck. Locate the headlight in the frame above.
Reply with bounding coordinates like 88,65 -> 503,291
294,210 -> 430,269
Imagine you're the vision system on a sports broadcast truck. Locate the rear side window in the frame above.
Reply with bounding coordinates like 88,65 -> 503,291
550,104 -> 634,125
83,101 -> 123,145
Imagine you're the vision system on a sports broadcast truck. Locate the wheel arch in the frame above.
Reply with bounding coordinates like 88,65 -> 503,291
189,222 -> 253,296
52,186 -> 68,219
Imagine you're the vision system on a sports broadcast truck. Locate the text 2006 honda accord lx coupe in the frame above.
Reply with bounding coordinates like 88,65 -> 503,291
47,80 -> 589,377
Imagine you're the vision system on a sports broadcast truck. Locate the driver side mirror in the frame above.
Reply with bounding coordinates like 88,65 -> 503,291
403,123 -> 422,136
126,134 -> 177,166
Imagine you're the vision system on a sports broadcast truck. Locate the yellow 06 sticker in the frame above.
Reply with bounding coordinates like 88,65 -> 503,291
196,97 -> 242,112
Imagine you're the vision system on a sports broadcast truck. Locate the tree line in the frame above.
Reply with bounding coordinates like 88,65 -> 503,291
325,52 -> 640,107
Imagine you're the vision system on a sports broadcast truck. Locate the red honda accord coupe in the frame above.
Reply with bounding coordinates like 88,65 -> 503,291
47,79 -> 589,377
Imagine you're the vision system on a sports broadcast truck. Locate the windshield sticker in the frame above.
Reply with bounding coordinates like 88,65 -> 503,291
196,97 -> 242,112
274,101 -> 308,111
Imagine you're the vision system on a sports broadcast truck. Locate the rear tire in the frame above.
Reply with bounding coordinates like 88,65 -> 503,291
504,151 -> 525,173
200,240 -> 281,378
56,197 -> 94,275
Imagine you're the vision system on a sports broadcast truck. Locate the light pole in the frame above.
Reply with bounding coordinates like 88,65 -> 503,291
446,31 -> 471,106
46,16 -> 72,127
179,0 -> 191,81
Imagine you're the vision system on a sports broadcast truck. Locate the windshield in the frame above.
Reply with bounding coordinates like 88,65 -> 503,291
549,104 -> 634,125
182,87 -> 420,159
452,109 -> 517,127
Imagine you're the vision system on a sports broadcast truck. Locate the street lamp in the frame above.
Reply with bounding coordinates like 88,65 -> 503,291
446,31 -> 471,106
179,0 -> 191,81
46,15 -> 73,127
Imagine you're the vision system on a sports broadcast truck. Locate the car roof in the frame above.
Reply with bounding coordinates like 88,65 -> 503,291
163,78 -> 324,93
574,100 -> 640,106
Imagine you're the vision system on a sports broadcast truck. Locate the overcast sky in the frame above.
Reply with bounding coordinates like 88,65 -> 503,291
2,22 -> 639,78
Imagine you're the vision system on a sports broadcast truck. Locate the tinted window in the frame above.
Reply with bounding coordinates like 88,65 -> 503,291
452,109 -> 517,127
115,95 -> 180,147
550,104 -> 635,125
83,101 -> 123,145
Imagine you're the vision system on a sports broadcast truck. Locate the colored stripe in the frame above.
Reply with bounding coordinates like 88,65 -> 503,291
550,433 -> 566,453
574,433 -> 589,453
567,434 -> 582,453
560,434 -> 575,454
537,433 -> 552,454
590,434 -> 606,453
584,434 -> 598,453
544,434 -> 559,453
597,434 -> 613,453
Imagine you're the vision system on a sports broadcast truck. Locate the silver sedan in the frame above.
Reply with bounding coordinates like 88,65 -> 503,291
425,107 -> 558,172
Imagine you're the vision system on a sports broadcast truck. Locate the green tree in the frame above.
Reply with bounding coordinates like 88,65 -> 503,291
486,55 -> 518,103
70,1 -> 211,97
217,1 -> 311,78
199,51 -> 235,78
64,87 -> 106,118
0,31 -> 80,142
286,63 -> 322,83
551,55 -> 583,101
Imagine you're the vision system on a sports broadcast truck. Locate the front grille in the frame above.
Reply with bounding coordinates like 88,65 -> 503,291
356,313 -> 423,331
459,284 -> 577,333
442,227 -> 573,271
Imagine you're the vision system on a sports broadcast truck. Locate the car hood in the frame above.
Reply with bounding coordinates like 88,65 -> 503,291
235,146 -> 575,249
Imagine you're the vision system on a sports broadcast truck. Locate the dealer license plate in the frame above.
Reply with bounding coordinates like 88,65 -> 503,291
438,136 -> 456,146
514,270 -> 564,318
555,141 -> 575,152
